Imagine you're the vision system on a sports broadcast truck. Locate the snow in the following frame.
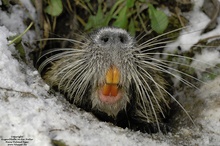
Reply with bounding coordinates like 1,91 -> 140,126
191,49 -> 220,72
0,26 -> 30,92
165,0 -> 220,52
165,0 -> 209,52
194,76 -> 220,145
0,23 -> 169,146
0,0 -> 220,146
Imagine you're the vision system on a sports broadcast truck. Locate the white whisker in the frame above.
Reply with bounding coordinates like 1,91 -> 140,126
140,60 -> 200,89
37,38 -> 87,45
138,27 -> 185,47
141,52 -> 216,69
137,40 -> 175,51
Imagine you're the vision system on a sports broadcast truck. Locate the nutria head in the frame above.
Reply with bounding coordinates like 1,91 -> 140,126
39,27 -> 171,133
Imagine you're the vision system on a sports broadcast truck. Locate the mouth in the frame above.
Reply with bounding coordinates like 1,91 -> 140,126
99,65 -> 122,105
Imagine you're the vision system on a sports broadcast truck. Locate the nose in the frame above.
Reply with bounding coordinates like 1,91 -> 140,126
98,32 -> 130,48
91,27 -> 134,49
100,33 -> 128,44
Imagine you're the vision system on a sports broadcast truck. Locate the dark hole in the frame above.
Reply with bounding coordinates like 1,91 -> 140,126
119,35 -> 126,43
101,36 -> 109,43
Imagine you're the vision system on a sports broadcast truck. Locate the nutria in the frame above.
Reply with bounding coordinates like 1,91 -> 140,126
39,27 -> 194,133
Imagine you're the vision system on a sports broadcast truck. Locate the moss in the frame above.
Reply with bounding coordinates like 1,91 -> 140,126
51,139 -> 67,146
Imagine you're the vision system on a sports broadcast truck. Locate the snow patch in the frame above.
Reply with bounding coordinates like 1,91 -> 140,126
0,26 -> 31,92
191,49 -> 220,71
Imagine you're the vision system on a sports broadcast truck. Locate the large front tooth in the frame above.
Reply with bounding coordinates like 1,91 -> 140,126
101,84 -> 119,97
106,67 -> 113,84
112,66 -> 120,84
102,84 -> 111,96
110,85 -> 118,96
102,66 -> 120,97
105,66 -> 120,84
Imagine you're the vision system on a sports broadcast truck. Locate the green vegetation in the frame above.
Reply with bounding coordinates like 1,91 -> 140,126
51,139 -> 67,146
8,22 -> 34,62
44,0 -> 63,16
43,0 -> 169,36
148,3 -> 168,34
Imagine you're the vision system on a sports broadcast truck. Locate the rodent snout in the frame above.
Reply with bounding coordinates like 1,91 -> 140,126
92,27 -> 134,49
99,33 -> 129,45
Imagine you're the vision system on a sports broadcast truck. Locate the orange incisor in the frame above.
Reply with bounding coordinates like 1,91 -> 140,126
102,66 -> 120,96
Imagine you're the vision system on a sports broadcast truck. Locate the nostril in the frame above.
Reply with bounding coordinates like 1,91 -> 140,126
118,34 -> 127,44
98,33 -> 129,45
101,36 -> 109,43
